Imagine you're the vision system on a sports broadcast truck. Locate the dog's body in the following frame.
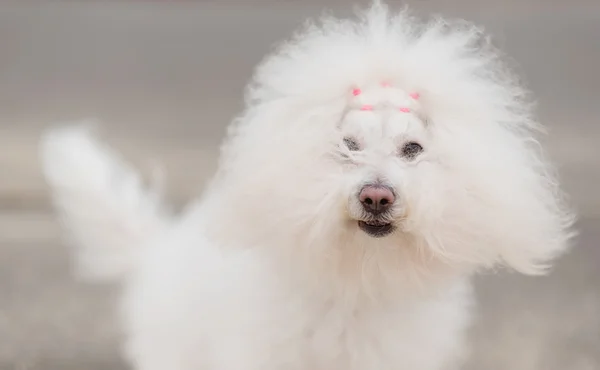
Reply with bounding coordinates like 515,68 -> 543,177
41,3 -> 575,370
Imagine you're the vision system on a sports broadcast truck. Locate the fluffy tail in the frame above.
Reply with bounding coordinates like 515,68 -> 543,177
40,121 -> 171,283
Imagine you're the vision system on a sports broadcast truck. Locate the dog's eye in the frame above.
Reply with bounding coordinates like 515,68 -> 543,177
343,137 -> 361,151
400,141 -> 423,159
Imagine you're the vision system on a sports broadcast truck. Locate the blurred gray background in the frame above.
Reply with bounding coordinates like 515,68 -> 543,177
1,1 -> 599,369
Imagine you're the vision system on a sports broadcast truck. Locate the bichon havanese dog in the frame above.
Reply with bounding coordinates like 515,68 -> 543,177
40,2 -> 575,370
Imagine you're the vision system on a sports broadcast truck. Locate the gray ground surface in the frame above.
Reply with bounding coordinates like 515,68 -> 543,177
1,1 -> 599,369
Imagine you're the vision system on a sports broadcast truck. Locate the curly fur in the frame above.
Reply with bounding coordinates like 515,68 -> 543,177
40,2 -> 575,370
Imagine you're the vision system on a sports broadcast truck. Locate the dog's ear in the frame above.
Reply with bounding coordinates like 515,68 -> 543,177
487,130 -> 576,276
498,185 -> 577,276
467,124 -> 577,276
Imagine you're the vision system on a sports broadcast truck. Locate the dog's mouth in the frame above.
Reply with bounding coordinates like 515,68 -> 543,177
358,220 -> 395,238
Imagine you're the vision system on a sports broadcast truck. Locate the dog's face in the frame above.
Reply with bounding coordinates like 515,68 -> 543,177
337,85 -> 428,239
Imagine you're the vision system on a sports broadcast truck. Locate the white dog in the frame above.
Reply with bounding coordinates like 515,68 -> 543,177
40,2 -> 575,370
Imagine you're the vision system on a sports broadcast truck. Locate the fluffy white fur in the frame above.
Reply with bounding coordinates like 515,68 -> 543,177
40,3 -> 575,370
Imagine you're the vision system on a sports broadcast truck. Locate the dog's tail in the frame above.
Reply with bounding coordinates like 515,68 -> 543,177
40,122 -> 171,283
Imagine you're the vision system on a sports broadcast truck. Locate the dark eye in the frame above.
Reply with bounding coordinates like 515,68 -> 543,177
343,137 -> 361,151
400,141 -> 423,159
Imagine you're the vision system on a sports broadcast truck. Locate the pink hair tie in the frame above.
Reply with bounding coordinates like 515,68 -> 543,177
352,88 -> 362,96
361,105 -> 374,111
409,92 -> 420,100
399,107 -> 411,113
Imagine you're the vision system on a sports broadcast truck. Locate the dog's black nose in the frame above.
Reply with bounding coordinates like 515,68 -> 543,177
359,184 -> 395,214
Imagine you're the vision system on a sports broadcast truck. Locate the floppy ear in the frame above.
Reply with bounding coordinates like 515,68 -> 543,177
495,147 -> 577,276
443,121 -> 577,276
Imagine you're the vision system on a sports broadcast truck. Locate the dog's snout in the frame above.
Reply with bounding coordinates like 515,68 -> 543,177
359,184 -> 395,214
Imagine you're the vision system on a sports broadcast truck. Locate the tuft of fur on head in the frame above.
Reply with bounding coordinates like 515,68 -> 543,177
201,1 -> 576,290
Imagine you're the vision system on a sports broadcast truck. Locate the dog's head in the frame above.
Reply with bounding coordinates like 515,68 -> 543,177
209,4 -> 575,281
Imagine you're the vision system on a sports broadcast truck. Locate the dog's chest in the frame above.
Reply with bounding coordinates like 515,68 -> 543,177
290,292 -> 470,370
